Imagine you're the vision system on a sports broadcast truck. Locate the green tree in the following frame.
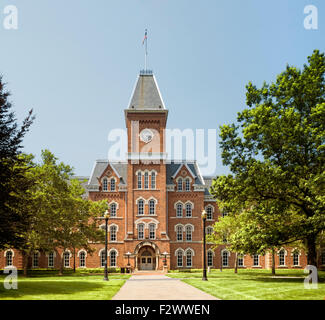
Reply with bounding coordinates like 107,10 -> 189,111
210,50 -> 325,268
0,76 -> 34,249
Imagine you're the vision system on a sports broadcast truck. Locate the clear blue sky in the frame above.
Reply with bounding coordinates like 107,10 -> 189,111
0,0 -> 324,177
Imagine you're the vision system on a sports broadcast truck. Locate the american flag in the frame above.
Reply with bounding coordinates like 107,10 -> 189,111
142,29 -> 148,45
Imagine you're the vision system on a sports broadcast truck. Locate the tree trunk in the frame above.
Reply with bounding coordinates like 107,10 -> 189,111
234,252 -> 238,274
22,251 -> 29,277
307,234 -> 317,267
73,248 -> 76,273
59,251 -> 64,276
272,248 -> 276,276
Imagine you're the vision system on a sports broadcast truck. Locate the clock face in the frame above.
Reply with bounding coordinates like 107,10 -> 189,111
140,129 -> 153,143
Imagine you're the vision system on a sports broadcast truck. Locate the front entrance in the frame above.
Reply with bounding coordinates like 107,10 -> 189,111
139,248 -> 155,270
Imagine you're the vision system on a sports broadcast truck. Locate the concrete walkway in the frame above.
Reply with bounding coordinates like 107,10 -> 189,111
112,273 -> 219,300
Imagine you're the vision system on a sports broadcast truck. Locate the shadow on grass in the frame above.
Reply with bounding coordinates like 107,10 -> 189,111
0,280 -> 121,300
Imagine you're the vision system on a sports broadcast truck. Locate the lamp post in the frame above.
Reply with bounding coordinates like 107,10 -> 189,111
163,251 -> 168,267
202,210 -> 208,281
103,209 -> 110,281
126,252 -> 131,267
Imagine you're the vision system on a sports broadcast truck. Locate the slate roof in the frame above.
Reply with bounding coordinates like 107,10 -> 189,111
166,162 -> 205,185
128,73 -> 166,110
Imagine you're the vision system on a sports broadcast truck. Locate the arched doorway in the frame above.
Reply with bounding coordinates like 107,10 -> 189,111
134,241 -> 160,271
139,248 -> 154,270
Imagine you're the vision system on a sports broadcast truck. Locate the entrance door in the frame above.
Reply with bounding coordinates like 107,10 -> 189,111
141,257 -> 153,270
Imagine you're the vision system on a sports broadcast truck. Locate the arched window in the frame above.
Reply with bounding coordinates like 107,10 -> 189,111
186,250 -> 193,267
222,250 -> 229,267
293,251 -> 300,266
48,252 -> 54,268
151,172 -> 156,189
185,203 -> 192,218
110,178 -> 116,191
100,250 -> 106,267
110,250 -> 117,267
137,172 -> 142,189
253,254 -> 259,266
63,252 -> 70,268
279,249 -> 286,266
138,199 -> 144,215
149,199 -> 156,215
185,178 -> 190,191
206,226 -> 213,235
110,225 -> 117,242
176,225 -> 183,241
138,224 -> 144,240
144,172 -> 149,189
79,251 -> 86,267
206,206 -> 213,220
177,250 -> 183,267
207,251 -> 213,267
149,224 -> 156,240
103,178 -> 108,191
176,203 -> 183,217
185,225 -> 193,241
6,250 -> 13,267
177,179 -> 183,191
238,254 -> 244,267
110,203 -> 117,217
32,252 -> 39,268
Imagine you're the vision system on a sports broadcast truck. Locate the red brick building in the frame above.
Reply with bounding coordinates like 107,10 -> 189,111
1,71 -> 324,271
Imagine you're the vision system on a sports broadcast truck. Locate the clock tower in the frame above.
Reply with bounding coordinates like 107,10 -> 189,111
124,70 -> 170,266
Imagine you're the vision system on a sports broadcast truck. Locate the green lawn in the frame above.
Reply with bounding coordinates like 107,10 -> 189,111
167,269 -> 325,300
0,270 -> 130,300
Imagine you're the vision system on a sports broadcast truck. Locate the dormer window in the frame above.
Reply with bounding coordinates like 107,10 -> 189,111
110,178 -> 116,191
177,179 -> 183,191
103,178 -> 108,191
185,178 -> 190,191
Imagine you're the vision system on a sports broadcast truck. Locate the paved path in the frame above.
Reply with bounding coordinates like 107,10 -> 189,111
112,273 -> 219,300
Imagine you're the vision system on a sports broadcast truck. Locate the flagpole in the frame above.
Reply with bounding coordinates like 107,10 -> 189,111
144,29 -> 148,71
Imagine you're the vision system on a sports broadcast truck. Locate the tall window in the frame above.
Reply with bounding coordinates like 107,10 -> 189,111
79,251 -> 86,267
177,250 -> 183,267
222,209 -> 228,218
110,203 -> 117,217
238,255 -> 244,267
103,178 -> 108,191
186,225 -> 193,241
206,206 -> 213,220
149,224 -> 155,240
207,251 -> 213,267
279,249 -> 285,266
253,254 -> 259,266
149,199 -> 155,215
177,179 -> 183,191
185,178 -> 190,191
110,178 -> 116,191
33,252 -> 39,268
176,225 -> 183,241
138,224 -> 144,240
64,252 -> 70,267
206,227 -> 213,235
100,250 -> 106,267
144,172 -> 149,189
293,252 -> 299,266
48,252 -> 54,268
185,203 -> 192,218
138,199 -> 144,215
186,250 -> 193,267
137,172 -> 142,189
222,251 -> 229,267
6,251 -> 13,267
176,203 -> 183,217
151,172 -> 156,189
110,225 -> 117,242
110,250 -> 117,267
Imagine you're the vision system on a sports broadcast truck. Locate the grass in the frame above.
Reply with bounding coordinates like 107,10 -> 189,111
167,269 -> 325,300
0,270 -> 130,300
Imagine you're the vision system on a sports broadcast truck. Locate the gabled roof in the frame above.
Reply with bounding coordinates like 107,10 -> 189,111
128,72 -> 166,110
166,162 -> 205,185
88,161 -> 128,187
